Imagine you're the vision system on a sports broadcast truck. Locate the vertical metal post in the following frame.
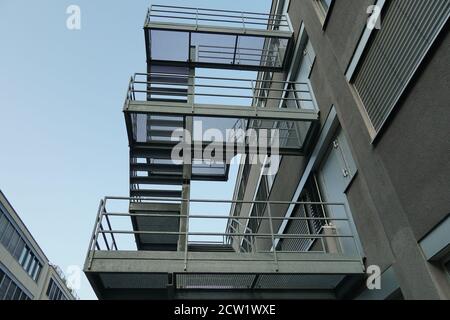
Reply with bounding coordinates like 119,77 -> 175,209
266,202 -> 279,272
241,12 -> 246,30
251,80 -> 257,112
87,199 -> 105,270
131,77 -> 136,101
180,71 -> 193,269
183,198 -> 190,271
196,9 -> 199,29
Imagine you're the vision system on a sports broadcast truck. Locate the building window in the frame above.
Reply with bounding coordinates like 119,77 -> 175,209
352,0 -> 450,137
0,207 -> 43,282
0,267 -> 32,300
316,0 -> 332,13
313,0 -> 334,25
46,278 -> 69,300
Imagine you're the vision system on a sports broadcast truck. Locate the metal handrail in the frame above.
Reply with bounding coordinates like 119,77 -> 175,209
86,197 -> 363,271
126,72 -> 316,106
146,5 -> 291,30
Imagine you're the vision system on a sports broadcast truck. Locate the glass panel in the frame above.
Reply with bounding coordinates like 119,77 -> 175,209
192,33 -> 237,65
27,259 -> 37,276
13,238 -> 25,260
18,246 -> 28,265
49,283 -> 57,300
12,286 -> 22,300
6,230 -> 19,253
0,277 -> 11,300
0,213 -> 8,237
46,279 -> 54,296
0,223 -> 13,247
150,30 -> 189,62
147,30 -> 290,69
22,252 -> 32,270
32,264 -> 41,281
3,280 -> 14,300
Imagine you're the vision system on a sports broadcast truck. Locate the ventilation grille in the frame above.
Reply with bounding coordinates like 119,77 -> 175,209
354,0 -> 450,133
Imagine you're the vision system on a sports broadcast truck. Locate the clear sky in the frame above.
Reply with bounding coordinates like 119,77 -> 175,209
0,0 -> 271,299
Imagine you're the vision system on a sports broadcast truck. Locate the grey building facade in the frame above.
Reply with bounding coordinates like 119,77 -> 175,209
229,0 -> 450,300
84,1 -> 450,300
0,191 -> 76,300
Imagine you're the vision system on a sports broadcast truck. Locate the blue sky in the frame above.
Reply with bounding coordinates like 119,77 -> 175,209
0,0 -> 270,299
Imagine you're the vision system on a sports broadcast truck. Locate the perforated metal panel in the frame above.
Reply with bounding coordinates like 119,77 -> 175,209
176,274 -> 256,289
100,273 -> 168,289
280,204 -> 312,252
353,0 -> 450,133
254,274 -> 344,290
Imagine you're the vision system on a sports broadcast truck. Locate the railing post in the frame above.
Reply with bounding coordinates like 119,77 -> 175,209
251,80 -> 257,112
146,7 -> 151,25
87,199 -> 105,270
130,76 -> 136,101
241,12 -> 246,31
183,198 -> 190,271
196,8 -> 199,29
266,202 -> 279,272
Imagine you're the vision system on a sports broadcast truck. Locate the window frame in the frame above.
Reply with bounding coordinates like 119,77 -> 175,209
347,0 -> 450,141
0,205 -> 44,283
312,0 -> 335,29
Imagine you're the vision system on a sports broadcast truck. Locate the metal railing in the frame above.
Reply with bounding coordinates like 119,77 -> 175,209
86,197 -> 363,271
146,4 -> 292,31
196,44 -> 283,68
125,72 -> 316,109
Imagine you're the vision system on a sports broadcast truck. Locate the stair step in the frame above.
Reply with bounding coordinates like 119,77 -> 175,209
130,189 -> 182,198
131,176 -> 183,186
149,76 -> 188,85
131,163 -> 183,173
131,147 -> 176,159
148,119 -> 184,127
188,244 -> 235,253
148,129 -> 180,138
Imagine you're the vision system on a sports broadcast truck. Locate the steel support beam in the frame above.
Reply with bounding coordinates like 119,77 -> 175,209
125,101 -> 319,121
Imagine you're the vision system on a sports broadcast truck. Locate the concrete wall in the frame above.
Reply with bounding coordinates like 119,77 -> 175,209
281,0 -> 450,299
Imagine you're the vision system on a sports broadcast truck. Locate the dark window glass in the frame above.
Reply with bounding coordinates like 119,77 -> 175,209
32,264 -> 41,281
46,279 -> 54,296
0,277 -> 11,299
1,223 -> 13,247
0,278 -> 11,300
12,285 -> 22,300
0,213 -> 8,237
18,246 -> 28,265
7,230 -> 20,252
13,238 -> 25,260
